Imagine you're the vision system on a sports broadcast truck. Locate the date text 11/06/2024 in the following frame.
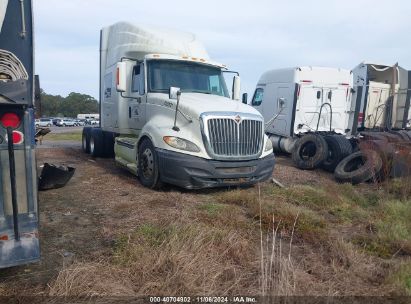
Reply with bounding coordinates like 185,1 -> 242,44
149,296 -> 257,303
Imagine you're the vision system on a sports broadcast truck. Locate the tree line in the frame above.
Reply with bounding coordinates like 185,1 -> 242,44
39,91 -> 99,118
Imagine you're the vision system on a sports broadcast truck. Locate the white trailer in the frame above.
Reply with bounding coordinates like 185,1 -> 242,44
350,62 -> 410,134
77,113 -> 100,120
251,66 -> 354,171
82,22 -> 275,189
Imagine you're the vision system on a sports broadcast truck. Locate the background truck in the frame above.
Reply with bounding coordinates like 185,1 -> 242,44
82,22 -> 275,189
349,62 -> 411,135
251,66 -> 353,171
0,0 -> 40,268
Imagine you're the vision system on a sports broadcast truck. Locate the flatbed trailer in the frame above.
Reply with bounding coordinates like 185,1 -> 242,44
0,0 -> 40,268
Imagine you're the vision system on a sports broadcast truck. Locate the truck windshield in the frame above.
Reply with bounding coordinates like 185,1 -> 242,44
148,60 -> 229,97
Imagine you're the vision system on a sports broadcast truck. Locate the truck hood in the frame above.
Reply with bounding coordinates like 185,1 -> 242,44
176,93 -> 262,120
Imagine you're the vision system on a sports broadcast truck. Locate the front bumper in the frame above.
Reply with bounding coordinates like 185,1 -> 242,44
156,149 -> 275,189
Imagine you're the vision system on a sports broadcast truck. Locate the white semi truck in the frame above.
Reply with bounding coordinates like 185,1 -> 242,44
350,62 -> 410,134
82,22 -> 275,189
251,66 -> 354,171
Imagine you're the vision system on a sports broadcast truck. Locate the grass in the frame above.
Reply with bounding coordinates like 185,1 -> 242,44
388,260 -> 411,295
44,131 -> 82,141
216,187 -> 327,242
51,221 -> 257,296
197,202 -> 226,216
46,174 -> 411,297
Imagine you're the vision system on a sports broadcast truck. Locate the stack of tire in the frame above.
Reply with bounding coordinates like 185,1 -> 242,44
291,133 -> 388,185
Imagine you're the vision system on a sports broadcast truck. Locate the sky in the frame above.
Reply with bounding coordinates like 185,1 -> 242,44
34,0 -> 411,99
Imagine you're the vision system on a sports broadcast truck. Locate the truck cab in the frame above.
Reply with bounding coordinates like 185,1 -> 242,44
82,23 -> 275,189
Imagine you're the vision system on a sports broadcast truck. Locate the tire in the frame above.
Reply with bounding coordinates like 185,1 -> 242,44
291,134 -> 328,170
393,130 -> 411,141
321,135 -> 353,172
398,130 -> 411,141
138,138 -> 162,189
82,127 -> 92,154
103,131 -> 115,158
90,128 -> 104,157
334,150 -> 383,185
360,131 -> 388,142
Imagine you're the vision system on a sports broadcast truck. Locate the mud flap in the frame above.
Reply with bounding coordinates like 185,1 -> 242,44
38,163 -> 75,191
0,235 -> 40,268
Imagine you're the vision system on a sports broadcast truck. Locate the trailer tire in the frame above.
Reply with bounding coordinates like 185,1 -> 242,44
321,135 -> 353,172
90,128 -> 104,158
82,127 -> 92,154
292,134 -> 328,170
138,138 -> 162,189
334,150 -> 383,185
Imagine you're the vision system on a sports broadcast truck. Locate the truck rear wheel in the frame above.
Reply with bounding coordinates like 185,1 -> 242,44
82,127 -> 91,154
90,128 -> 104,157
321,135 -> 353,172
292,134 -> 328,170
103,131 -> 115,158
138,138 -> 162,189
334,150 -> 383,185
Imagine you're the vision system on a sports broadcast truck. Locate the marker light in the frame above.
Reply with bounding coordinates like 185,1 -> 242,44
6,131 -> 24,145
1,113 -> 21,129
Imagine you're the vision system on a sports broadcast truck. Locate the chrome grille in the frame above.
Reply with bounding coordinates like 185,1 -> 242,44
202,113 -> 263,160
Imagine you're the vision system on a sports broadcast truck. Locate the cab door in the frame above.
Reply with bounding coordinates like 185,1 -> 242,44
128,63 -> 146,131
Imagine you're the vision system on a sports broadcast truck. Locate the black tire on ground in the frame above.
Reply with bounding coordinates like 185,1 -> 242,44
321,135 -> 353,172
138,138 -> 162,189
291,134 -> 328,170
90,128 -> 104,157
103,131 -> 115,158
394,130 -> 411,141
82,127 -> 92,154
334,150 -> 383,185
358,139 -> 395,181
359,131 -> 388,142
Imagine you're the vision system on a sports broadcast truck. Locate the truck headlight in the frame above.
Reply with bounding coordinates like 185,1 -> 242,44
163,136 -> 200,152
264,138 -> 273,152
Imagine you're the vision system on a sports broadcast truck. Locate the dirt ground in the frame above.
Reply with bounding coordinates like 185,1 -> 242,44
0,142 -> 409,298
0,145 -> 324,290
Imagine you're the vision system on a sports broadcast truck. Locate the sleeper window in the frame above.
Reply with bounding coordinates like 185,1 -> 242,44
252,88 -> 264,106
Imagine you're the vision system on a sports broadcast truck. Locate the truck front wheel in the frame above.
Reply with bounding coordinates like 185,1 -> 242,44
138,139 -> 162,189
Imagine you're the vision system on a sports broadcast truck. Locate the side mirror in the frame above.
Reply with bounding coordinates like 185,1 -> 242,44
116,62 -> 127,92
242,93 -> 248,104
34,75 -> 42,118
232,75 -> 241,101
328,91 -> 332,100
169,87 -> 181,100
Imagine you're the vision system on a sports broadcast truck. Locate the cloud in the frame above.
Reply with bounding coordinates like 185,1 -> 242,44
34,0 -> 411,98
